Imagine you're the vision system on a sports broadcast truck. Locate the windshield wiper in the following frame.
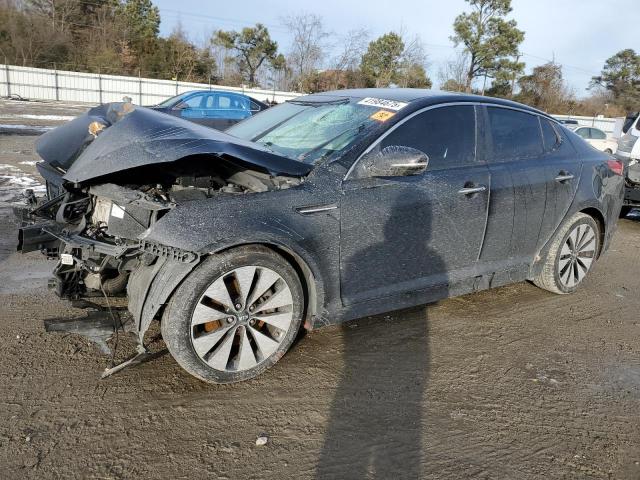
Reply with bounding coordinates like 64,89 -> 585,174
299,123 -> 369,162
287,98 -> 350,107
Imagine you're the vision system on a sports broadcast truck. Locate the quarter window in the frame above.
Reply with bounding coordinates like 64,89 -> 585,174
378,105 -> 476,170
487,107 -> 543,161
540,118 -> 561,152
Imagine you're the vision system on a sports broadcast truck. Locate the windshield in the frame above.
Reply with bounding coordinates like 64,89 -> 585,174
226,98 -> 391,164
155,93 -> 186,108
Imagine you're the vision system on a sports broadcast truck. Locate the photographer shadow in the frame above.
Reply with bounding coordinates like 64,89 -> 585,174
317,194 -> 446,479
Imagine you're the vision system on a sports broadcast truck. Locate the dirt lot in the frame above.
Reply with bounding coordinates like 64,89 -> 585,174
1,130 -> 640,479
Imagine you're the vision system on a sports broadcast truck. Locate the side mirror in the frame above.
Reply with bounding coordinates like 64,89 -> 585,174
359,146 -> 429,178
173,102 -> 188,110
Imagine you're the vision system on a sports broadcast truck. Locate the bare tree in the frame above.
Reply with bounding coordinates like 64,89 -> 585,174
332,28 -> 369,73
281,13 -> 329,90
438,51 -> 471,91
396,31 -> 430,88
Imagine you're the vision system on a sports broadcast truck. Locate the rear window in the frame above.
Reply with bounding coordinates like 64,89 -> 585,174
487,107 -> 543,161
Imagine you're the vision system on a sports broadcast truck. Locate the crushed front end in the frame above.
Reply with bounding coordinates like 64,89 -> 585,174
17,102 -> 308,349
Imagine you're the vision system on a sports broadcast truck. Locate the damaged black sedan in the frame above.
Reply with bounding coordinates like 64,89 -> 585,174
18,89 -> 624,383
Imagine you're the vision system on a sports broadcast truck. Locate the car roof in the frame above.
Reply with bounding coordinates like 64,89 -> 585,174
300,88 -> 550,118
183,89 -> 244,96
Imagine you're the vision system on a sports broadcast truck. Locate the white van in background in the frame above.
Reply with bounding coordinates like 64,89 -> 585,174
617,112 -> 640,161
619,112 -> 640,217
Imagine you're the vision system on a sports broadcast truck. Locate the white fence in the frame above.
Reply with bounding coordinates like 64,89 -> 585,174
0,64 -> 302,106
552,114 -> 625,138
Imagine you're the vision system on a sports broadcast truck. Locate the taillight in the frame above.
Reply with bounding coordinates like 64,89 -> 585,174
607,159 -> 624,176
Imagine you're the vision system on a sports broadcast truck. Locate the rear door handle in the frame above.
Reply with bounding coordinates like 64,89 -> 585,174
458,185 -> 487,195
555,173 -> 574,183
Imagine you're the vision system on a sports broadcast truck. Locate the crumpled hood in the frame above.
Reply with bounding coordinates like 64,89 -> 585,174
35,102 -> 313,183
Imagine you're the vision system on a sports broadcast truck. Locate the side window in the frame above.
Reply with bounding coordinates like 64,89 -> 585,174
590,128 -> 606,140
217,94 -> 232,109
182,94 -> 204,108
487,107 -> 543,161
204,94 -> 215,109
379,105 -> 476,170
575,127 -> 590,139
540,118 -> 561,153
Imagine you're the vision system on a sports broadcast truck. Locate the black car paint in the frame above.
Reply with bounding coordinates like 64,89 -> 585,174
137,90 -> 623,331
35,103 -> 313,183
25,89 -> 624,340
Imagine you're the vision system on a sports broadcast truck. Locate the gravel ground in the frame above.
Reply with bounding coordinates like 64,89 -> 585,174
0,98 -> 92,125
1,131 -> 640,479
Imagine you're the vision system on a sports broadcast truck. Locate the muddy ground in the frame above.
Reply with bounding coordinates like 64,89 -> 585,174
1,129 -> 640,479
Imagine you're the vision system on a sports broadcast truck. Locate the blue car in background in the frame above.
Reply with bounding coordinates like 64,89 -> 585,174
150,90 -> 269,130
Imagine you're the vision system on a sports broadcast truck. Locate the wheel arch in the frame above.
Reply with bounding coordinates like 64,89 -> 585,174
209,241 -> 323,331
579,206 -> 606,258
529,205 -> 606,280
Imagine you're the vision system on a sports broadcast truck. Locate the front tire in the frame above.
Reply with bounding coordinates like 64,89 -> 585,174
533,212 -> 600,294
161,245 -> 305,384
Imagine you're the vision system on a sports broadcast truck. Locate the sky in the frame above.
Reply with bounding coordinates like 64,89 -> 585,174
153,0 -> 639,97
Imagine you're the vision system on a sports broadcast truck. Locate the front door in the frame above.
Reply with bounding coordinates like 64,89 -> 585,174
339,105 -> 490,306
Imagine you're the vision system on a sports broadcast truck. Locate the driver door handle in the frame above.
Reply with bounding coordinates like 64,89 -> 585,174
555,172 -> 574,183
458,185 -> 487,195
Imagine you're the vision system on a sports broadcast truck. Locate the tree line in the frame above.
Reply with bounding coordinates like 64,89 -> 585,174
0,0 -> 638,115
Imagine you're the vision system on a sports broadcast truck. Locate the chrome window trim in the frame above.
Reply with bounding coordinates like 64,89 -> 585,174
343,101 -> 554,181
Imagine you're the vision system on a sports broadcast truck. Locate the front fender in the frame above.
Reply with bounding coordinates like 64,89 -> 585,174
141,188 -> 341,327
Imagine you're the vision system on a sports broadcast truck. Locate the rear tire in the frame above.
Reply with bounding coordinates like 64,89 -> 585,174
161,245 -> 305,384
533,212 -> 600,294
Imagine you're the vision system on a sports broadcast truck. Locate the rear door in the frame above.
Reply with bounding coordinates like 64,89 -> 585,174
589,128 -> 608,152
204,93 -> 252,130
481,106 -> 549,269
539,118 -> 582,240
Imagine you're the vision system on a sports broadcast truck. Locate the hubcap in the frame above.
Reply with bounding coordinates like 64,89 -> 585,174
190,266 -> 294,372
558,223 -> 596,288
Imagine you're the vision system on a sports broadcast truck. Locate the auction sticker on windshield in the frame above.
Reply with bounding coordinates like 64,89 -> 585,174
370,110 -> 396,122
357,97 -> 408,111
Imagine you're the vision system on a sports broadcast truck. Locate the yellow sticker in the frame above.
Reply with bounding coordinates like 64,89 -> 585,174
370,110 -> 395,122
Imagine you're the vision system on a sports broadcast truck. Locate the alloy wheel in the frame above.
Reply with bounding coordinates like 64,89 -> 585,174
189,266 -> 294,372
558,224 -> 596,288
